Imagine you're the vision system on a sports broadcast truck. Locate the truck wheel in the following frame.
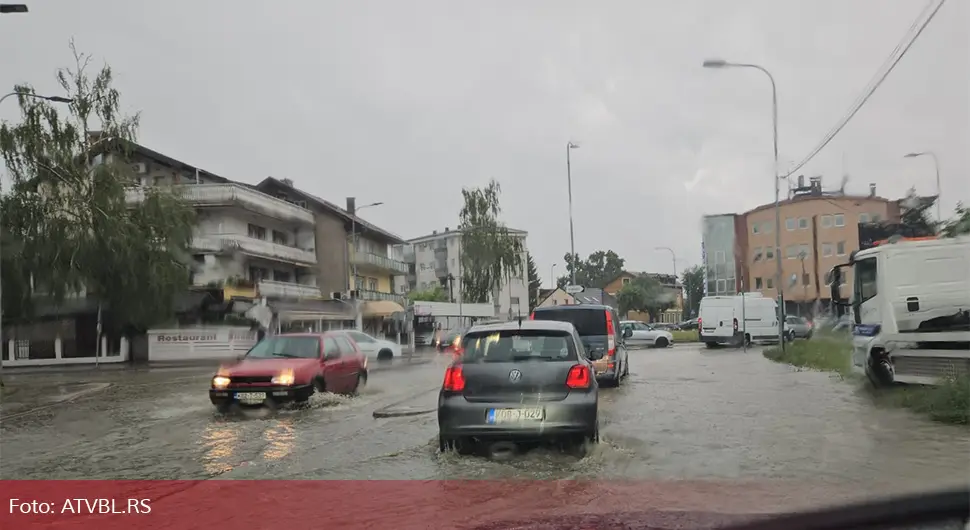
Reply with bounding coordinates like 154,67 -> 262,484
867,353 -> 895,388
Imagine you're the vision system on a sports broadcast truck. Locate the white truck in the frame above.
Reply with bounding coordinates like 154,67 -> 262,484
829,235 -> 970,387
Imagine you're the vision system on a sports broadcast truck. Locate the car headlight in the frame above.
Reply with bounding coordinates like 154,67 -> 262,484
271,370 -> 295,385
212,376 -> 231,389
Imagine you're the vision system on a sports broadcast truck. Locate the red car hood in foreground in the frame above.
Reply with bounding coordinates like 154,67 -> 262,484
220,357 -> 318,376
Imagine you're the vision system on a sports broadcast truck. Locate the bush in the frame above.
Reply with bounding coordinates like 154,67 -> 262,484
671,330 -> 699,343
764,338 -> 969,426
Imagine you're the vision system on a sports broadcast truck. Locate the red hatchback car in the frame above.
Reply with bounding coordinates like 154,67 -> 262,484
209,332 -> 368,412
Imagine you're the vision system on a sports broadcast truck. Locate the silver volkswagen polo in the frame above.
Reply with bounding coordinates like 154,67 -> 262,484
436,320 -> 599,454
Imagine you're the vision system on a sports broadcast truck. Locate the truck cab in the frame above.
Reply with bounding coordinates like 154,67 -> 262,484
829,235 -> 970,386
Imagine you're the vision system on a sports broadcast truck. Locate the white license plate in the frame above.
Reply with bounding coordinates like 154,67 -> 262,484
236,392 -> 267,403
487,408 -> 544,424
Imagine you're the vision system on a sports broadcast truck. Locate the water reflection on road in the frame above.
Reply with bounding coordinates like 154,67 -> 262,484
2,346 -> 967,503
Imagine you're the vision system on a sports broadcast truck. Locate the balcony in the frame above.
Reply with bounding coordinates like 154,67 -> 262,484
350,251 -> 409,275
258,280 -> 322,299
126,184 -> 314,224
193,235 -> 317,266
357,290 -> 406,305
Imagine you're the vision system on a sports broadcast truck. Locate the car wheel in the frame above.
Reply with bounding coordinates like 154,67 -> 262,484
353,371 -> 367,395
312,376 -> 326,395
438,435 -> 473,455
377,349 -> 394,362
704,342 -> 718,349
655,337 -> 669,348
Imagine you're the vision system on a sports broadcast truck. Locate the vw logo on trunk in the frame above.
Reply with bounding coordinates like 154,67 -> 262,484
508,369 -> 522,382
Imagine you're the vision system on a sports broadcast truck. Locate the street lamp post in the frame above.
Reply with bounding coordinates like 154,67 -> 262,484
904,151 -> 942,221
347,200 -> 383,331
566,142 -> 580,286
702,58 -> 785,350
0,91 -> 74,381
550,263 -> 557,289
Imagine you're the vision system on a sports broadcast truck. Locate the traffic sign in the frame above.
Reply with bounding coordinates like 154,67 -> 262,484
564,285 -> 585,294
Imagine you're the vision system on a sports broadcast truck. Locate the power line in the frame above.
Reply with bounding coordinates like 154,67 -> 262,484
784,0 -> 948,177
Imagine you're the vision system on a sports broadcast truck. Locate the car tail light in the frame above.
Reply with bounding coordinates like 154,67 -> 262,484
698,317 -> 702,327
565,365 -> 591,389
529,312 -> 535,320
733,318 -> 739,332
605,311 -> 616,357
443,365 -> 465,392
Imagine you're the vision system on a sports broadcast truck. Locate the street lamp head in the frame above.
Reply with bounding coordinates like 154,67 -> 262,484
702,58 -> 729,69
567,142 -> 580,149
903,152 -> 924,158
0,4 -> 29,14
45,96 -> 74,104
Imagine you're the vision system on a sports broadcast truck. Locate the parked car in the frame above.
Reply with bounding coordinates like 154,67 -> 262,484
331,330 -> 401,361
676,319 -> 698,331
785,315 -> 814,339
209,332 -> 368,413
620,320 -> 674,348
530,304 -> 631,387
437,320 -> 598,454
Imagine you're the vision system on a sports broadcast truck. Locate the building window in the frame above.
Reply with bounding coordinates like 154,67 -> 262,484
714,250 -> 726,264
716,279 -> 727,293
368,278 -> 378,291
837,241 -> 846,256
798,244 -> 811,258
765,247 -> 775,260
762,222 -> 773,233
752,224 -> 760,234
871,213 -> 881,223
798,217 -> 809,229
786,246 -> 798,259
785,218 -> 796,231
622,278 -> 631,285
859,213 -> 869,223
822,243 -> 833,257
834,214 -> 845,227
752,247 -> 763,262
510,296 -> 520,305
248,224 -> 267,240
248,266 -> 269,282
274,270 -> 291,283
766,278 -> 774,289
755,277 -> 763,289
802,273 -> 811,286
821,215 -> 833,228
272,230 -> 288,245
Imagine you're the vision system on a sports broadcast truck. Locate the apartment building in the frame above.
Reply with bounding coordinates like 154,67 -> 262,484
395,227 -> 530,319
121,144 -> 322,306
701,177 -> 902,315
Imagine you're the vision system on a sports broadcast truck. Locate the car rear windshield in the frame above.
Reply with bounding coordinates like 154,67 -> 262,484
246,336 -> 321,359
461,330 -> 578,362
532,309 -> 608,337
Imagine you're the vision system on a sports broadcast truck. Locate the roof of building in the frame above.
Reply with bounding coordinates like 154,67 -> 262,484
256,177 -> 405,244
407,226 -> 528,244
742,193 -> 896,216
88,134 -> 233,184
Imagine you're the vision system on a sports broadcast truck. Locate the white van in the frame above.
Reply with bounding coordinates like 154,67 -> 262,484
698,293 -> 781,347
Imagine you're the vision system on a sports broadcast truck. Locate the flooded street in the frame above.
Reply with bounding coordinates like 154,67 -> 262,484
2,346 -> 967,497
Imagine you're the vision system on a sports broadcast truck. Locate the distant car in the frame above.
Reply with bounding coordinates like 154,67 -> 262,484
436,327 -> 468,355
530,304 -> 631,387
785,316 -> 814,339
331,330 -> 401,361
620,320 -> 674,348
677,319 -> 699,331
437,320 -> 598,453
209,333 -> 368,413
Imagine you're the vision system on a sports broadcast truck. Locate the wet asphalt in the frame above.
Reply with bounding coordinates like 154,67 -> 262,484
1,345 -> 967,499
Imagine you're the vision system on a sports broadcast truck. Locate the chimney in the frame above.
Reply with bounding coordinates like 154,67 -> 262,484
797,175 -> 805,189
281,178 -> 294,187
869,183 -> 876,197
444,227 -> 449,232
432,230 -> 437,235
346,197 -> 356,215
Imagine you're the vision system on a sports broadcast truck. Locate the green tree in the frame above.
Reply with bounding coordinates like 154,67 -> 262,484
898,188 -> 939,235
407,285 -> 449,302
459,179 -> 524,306
526,253 -> 541,310
941,202 -> 970,237
616,273 -> 672,318
0,42 -> 196,332
557,250 -> 625,289
681,265 -> 704,318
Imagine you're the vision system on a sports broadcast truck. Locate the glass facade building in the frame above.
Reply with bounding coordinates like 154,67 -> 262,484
701,214 -> 738,296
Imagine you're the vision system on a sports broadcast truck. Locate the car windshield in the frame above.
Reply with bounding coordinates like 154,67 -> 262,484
461,329 -> 578,362
532,309 -> 607,337
245,336 -> 320,359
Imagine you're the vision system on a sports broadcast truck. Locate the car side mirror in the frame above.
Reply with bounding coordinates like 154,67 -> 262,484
622,328 -> 633,339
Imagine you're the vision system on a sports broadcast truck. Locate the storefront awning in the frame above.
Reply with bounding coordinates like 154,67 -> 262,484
362,301 -> 406,318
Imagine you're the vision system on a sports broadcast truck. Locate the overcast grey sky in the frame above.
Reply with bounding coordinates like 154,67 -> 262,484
2,1 -> 966,286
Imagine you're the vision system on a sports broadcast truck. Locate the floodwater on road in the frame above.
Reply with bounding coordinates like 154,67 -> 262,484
1,345 -> 967,500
